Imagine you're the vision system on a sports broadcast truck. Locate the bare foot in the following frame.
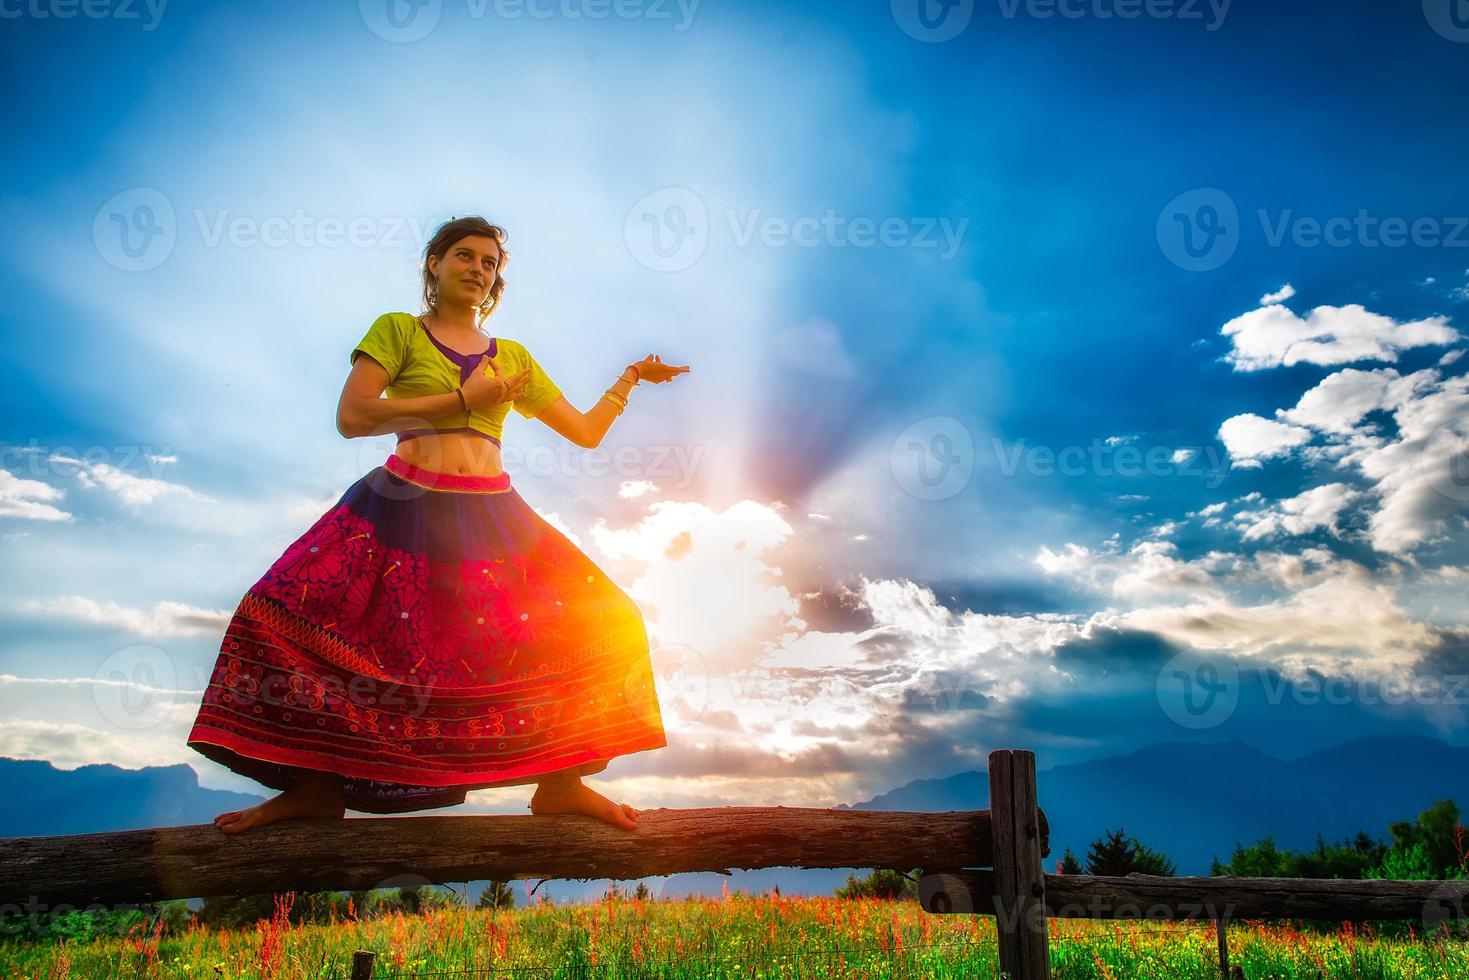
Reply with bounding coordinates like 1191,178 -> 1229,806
529,775 -> 639,831
214,773 -> 346,835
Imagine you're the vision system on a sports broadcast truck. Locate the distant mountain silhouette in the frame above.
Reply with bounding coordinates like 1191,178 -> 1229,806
840,735 -> 1469,875
0,757 -> 266,837
4,735 -> 1463,898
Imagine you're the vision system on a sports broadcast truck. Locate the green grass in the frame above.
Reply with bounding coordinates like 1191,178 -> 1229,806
4,888 -> 1467,978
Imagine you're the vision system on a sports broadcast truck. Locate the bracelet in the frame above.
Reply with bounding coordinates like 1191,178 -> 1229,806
602,389 -> 627,409
622,365 -> 641,385
455,387 -> 468,414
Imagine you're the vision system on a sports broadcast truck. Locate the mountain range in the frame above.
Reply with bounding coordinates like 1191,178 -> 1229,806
3,735 -> 1463,904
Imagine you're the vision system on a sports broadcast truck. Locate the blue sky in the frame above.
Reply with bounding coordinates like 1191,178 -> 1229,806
1,0 -> 1467,814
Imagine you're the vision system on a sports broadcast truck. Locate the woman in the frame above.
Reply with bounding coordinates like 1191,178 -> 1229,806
187,215 -> 690,834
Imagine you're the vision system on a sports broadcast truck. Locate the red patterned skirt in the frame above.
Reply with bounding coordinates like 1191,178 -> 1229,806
186,453 -> 667,813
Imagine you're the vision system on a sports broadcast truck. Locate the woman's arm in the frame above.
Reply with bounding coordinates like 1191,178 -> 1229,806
335,354 -> 462,438
532,368 -> 639,450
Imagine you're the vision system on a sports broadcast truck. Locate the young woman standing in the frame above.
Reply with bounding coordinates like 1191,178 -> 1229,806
187,215 -> 690,834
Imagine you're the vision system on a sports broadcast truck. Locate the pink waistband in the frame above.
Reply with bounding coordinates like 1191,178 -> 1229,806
383,454 -> 512,493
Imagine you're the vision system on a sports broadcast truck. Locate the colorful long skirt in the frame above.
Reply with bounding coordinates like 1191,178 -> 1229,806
186,453 -> 668,814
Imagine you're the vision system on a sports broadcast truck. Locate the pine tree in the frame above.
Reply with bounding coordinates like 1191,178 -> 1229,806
476,881 -> 517,911
1055,847 -> 1083,875
1085,828 -> 1176,876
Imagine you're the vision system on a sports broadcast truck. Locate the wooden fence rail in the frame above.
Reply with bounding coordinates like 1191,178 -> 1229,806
919,868 -> 1469,921
0,805 -> 1048,908
3,747 -> 1466,979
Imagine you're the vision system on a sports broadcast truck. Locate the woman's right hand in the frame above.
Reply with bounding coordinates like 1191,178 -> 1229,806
460,354 -> 531,410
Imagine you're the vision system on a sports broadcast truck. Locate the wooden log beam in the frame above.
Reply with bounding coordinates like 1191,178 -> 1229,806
918,870 -> 1469,924
1,805 -> 1044,908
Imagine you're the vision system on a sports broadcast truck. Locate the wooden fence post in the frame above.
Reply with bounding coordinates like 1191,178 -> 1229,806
989,749 -> 1050,979
350,949 -> 375,979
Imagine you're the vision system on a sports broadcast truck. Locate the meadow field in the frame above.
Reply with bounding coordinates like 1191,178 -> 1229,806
3,886 -> 1467,979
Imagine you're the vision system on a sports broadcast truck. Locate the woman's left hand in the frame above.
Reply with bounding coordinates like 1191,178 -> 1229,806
631,354 -> 690,384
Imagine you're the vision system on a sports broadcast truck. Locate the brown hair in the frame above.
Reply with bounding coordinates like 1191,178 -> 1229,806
420,216 -> 510,330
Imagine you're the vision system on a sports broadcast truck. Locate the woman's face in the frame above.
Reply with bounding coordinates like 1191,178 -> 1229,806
431,234 -> 502,307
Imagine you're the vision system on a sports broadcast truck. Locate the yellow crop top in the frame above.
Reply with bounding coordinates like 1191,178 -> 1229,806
349,311 -> 564,446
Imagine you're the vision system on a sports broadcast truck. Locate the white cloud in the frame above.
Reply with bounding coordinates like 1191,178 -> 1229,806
1332,373 -> 1469,554
1217,414 -> 1314,465
1260,284 -> 1296,305
1099,558 -> 1436,677
0,719 -> 198,771
1220,298 -> 1459,372
618,480 -> 658,499
53,456 -> 215,511
0,470 -> 72,522
15,594 -> 232,636
1229,483 -> 1364,541
1276,367 -> 1436,437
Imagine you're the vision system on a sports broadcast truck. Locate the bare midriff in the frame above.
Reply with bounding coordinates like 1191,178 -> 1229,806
393,432 -> 504,477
